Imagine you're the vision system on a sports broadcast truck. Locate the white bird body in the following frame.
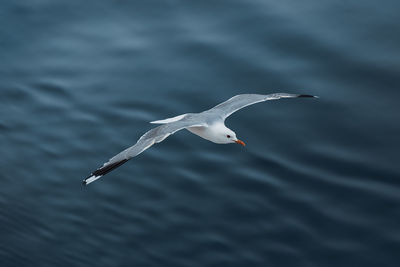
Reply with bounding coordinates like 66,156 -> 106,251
186,122 -> 236,144
83,93 -> 317,185
152,112 -> 238,144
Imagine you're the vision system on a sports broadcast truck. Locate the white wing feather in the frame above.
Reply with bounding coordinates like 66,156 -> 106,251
83,119 -> 206,185
209,93 -> 316,120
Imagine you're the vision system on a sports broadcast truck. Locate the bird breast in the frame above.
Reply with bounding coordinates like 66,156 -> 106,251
187,123 -> 226,144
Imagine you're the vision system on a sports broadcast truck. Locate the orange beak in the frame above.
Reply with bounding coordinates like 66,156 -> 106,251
235,139 -> 246,146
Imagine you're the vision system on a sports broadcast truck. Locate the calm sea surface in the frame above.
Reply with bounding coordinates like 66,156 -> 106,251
1,1 -> 399,266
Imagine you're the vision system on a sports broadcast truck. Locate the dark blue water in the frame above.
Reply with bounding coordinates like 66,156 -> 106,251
1,1 -> 399,266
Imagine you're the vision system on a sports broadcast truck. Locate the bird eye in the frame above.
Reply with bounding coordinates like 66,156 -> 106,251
227,135 -> 231,138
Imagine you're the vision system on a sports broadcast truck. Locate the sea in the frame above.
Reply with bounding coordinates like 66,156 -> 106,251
0,1 -> 399,266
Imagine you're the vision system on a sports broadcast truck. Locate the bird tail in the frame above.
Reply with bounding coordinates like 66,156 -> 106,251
150,114 -> 187,124
83,159 -> 128,185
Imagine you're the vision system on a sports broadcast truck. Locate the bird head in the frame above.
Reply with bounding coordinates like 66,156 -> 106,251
220,127 -> 245,146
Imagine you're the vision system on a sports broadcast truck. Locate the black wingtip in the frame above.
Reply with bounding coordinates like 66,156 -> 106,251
298,94 -> 318,98
92,159 -> 128,177
82,159 -> 129,186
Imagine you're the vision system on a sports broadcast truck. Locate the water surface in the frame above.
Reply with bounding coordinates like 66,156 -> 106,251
1,1 -> 399,266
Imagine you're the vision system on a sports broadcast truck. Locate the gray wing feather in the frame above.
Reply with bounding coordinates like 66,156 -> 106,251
106,120 -> 206,165
210,93 -> 314,119
83,116 -> 206,185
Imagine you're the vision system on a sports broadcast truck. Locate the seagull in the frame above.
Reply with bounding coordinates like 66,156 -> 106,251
83,93 -> 317,185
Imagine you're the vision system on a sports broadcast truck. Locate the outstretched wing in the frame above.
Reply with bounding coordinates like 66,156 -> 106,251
210,93 -> 316,120
83,119 -> 206,185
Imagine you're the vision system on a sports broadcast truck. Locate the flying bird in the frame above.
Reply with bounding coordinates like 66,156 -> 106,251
83,93 -> 317,185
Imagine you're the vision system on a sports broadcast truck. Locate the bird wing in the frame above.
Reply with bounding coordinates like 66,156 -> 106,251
83,119 -> 206,185
209,93 -> 316,120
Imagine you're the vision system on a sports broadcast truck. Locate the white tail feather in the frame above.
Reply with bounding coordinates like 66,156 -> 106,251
150,114 -> 186,124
